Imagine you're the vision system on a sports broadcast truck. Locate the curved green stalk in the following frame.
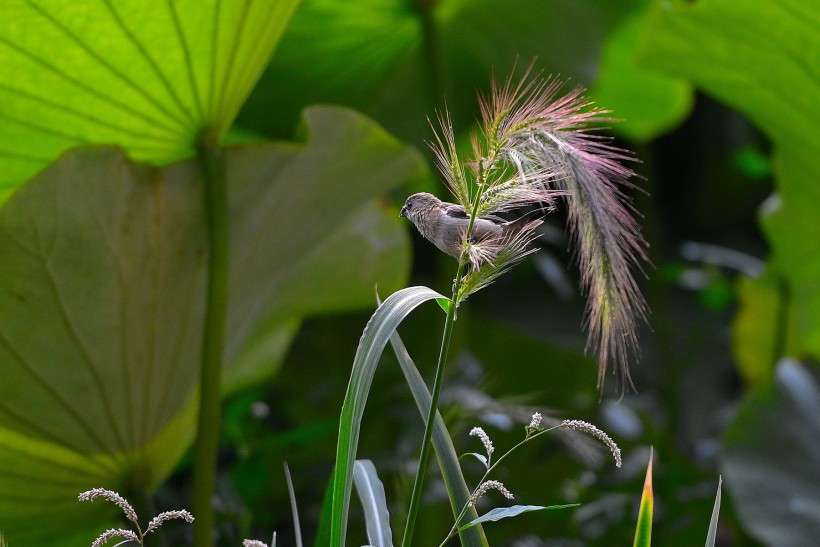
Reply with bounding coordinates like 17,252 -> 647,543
192,133 -> 229,546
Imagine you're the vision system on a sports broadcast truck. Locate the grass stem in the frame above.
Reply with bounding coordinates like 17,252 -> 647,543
402,171 -> 487,546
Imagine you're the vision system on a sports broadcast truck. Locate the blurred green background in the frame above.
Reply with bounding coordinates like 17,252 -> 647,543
0,0 -> 818,545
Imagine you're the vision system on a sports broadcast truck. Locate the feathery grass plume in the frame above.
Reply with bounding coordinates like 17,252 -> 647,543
478,70 -> 647,391
427,78 -> 568,304
429,69 -> 646,390
457,218 -> 543,300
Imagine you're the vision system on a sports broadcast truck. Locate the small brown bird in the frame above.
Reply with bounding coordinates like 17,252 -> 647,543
399,192 -> 542,266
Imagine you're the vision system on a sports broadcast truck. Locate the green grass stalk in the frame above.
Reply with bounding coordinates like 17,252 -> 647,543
402,175 -> 487,546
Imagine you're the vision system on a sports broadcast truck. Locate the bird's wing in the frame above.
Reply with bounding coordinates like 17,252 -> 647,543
443,202 -> 506,224
442,202 -> 469,219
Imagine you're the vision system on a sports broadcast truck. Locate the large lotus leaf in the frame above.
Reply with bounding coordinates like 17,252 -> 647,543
0,0 -> 300,200
0,106 -> 423,544
732,271 -> 801,387
722,359 -> 820,544
238,0 -> 687,144
638,0 -> 820,359
589,8 -> 692,141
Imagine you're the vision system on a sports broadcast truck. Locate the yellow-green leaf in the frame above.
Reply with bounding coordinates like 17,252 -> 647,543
0,0 -> 301,200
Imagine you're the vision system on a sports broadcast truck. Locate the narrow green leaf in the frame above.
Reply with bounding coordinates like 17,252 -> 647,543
462,453 -> 488,468
705,476 -> 722,547
353,460 -> 394,547
314,472 -> 334,547
633,447 -> 654,547
331,286 -> 446,547
458,504 -> 579,532
389,329 -> 489,547
436,297 -> 453,314
283,462 -> 304,547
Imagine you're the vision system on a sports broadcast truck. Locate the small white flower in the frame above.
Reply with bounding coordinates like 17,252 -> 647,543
90,528 -> 139,547
469,427 -> 494,458
145,510 -> 195,533
529,412 -> 542,429
78,488 -> 138,525
243,540 -> 269,547
469,480 -> 514,506
561,419 -> 622,468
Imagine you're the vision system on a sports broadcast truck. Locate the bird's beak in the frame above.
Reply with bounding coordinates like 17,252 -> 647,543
399,205 -> 408,218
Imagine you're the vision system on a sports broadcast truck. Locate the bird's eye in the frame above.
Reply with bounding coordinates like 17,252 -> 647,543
406,203 -> 413,210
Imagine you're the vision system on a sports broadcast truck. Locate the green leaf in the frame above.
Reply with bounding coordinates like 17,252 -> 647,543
353,460 -> 393,547
436,297 -> 453,314
0,427 -> 119,544
732,271 -> 801,386
590,9 -> 693,141
315,473 -> 334,547
638,0 -> 820,361
0,0 -> 301,200
0,106 -> 423,544
331,286 -> 446,547
705,476 -> 722,547
722,359 -> 820,544
463,452 -> 488,468
639,0 -> 820,151
633,447 -> 654,547
389,327 -> 488,547
240,0 -> 645,142
458,504 -> 579,532
283,462 -> 305,547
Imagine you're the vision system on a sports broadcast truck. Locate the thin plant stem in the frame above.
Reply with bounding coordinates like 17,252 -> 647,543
438,427 -> 559,546
401,265 -> 461,547
402,167 -> 490,546
192,132 -> 229,547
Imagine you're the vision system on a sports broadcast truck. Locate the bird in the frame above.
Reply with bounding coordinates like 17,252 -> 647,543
399,192 -> 542,266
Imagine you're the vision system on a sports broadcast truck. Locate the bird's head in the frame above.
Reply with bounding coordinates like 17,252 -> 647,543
400,192 -> 440,222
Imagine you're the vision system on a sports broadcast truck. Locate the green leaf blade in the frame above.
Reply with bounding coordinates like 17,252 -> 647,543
331,286 -> 447,547
705,476 -> 722,547
458,504 -> 579,532
389,329 -> 488,547
633,448 -> 654,547
353,459 -> 394,547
